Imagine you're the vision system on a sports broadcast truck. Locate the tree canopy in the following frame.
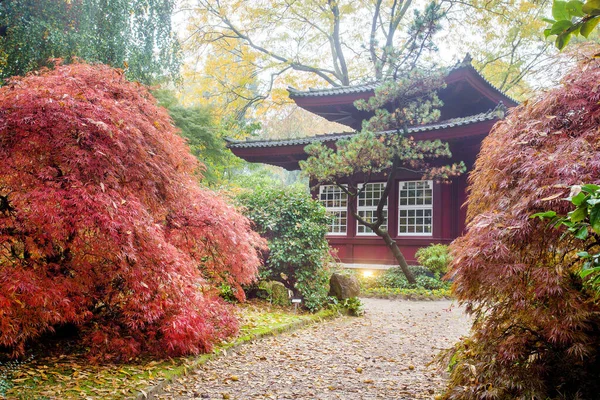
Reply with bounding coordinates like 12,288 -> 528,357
185,0 -> 447,113
544,0 -> 600,49
443,0 -> 557,99
301,70 -> 466,283
444,46 -> 600,399
0,0 -> 181,84
184,0 -> 564,115
0,62 -> 264,361
153,89 -> 245,186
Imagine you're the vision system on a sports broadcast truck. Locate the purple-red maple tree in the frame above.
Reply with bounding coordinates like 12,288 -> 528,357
443,46 -> 600,399
0,62 -> 265,361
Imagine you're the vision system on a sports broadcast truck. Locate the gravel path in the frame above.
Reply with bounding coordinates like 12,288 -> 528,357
159,298 -> 471,400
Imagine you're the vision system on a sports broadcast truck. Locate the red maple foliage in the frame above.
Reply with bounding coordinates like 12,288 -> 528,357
0,62 -> 264,361
443,47 -> 600,399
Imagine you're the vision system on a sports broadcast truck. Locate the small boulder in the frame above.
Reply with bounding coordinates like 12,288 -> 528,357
329,273 -> 360,300
270,281 -> 290,306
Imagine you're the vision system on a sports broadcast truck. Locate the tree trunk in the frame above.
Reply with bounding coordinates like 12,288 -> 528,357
342,151 -> 417,284
377,228 -> 416,284
371,152 -> 416,284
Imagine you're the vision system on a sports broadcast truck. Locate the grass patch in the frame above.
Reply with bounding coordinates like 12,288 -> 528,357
4,301 -> 337,399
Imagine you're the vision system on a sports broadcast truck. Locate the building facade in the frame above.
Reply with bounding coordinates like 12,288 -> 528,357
228,57 -> 517,267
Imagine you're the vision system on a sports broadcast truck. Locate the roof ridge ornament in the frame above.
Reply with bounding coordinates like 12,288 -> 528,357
462,53 -> 473,65
493,101 -> 507,118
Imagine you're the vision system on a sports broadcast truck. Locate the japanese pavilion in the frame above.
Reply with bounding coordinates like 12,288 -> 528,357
228,57 -> 518,268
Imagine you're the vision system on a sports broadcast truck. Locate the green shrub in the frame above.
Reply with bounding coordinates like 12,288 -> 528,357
415,275 -> 449,290
357,274 -> 378,290
237,186 -> 332,312
218,283 -> 237,303
406,264 -> 432,277
376,268 -> 413,289
325,296 -> 364,316
374,266 -> 433,288
415,244 -> 451,278
362,266 -> 450,293
342,297 -> 364,316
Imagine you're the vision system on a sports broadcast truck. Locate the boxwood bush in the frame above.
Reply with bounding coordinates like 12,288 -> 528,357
237,186 -> 332,312
415,244 -> 451,278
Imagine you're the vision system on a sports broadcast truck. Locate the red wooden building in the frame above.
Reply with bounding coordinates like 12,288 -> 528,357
228,57 -> 517,268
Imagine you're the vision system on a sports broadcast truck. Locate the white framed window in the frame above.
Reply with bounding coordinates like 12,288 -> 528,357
357,182 -> 388,235
319,185 -> 347,235
398,180 -> 433,236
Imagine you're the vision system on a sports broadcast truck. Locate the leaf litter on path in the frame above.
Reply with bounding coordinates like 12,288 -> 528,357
160,299 -> 471,400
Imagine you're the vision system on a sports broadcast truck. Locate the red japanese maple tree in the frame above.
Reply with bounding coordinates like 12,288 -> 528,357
0,62 -> 264,361
443,47 -> 600,398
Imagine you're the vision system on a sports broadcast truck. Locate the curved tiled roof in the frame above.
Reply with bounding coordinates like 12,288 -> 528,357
287,82 -> 378,98
287,56 -> 519,105
227,105 -> 505,149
